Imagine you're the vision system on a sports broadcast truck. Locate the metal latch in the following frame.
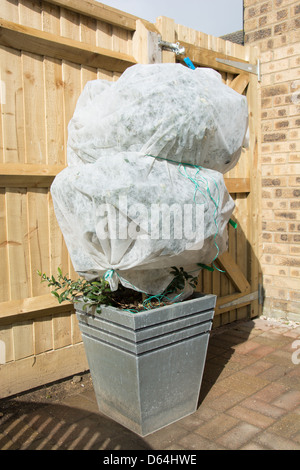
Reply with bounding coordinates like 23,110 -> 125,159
158,40 -> 185,56
216,58 -> 261,82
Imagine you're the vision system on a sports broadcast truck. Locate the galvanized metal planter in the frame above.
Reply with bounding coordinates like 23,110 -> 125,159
75,293 -> 216,436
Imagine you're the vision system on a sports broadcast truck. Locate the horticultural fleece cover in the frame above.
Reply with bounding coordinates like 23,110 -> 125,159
51,63 -> 248,295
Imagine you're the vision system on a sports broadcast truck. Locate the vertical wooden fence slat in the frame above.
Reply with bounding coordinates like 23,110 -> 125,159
34,316 -> 53,355
61,60 -> 81,280
0,47 -> 25,164
62,61 -> 80,159
0,325 -> 13,363
42,1 -> 61,34
60,7 -> 80,41
13,320 -> 34,360
22,51 -> 47,164
6,188 -> 31,300
28,188 -> 50,296
0,74 -> 3,163
156,16 -> 176,64
44,57 -> 65,166
81,66 -> 97,90
228,207 -> 237,324
48,189 -> 69,276
19,0 -> 42,29
247,45 -> 262,318
0,189 -> 10,303
80,14 -> 97,44
96,20 -> 113,49
53,313 -> 72,349
1,0 -> 19,23
96,20 -> 113,80
71,311 -> 82,344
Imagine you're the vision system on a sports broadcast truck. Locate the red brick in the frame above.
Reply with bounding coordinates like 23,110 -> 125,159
260,1 -> 272,14
262,177 -> 285,186
274,21 -> 288,35
251,382 -> 288,403
216,422 -> 261,450
241,397 -> 286,419
242,360 -> 274,376
274,233 -> 289,242
275,120 -> 289,128
274,210 -> 297,219
259,15 -> 268,26
194,415 -> 238,440
254,431 -> 300,450
288,222 -> 300,231
273,390 -> 300,410
233,340 -> 261,354
249,344 -> 276,358
263,132 -> 287,142
227,405 -> 275,428
262,84 -> 289,97
262,220 -> 287,231
208,390 -> 246,412
259,364 -> 289,381
277,8 -> 288,20
178,432 -> 225,450
274,256 -> 300,267
290,290 -> 300,301
268,413 -> 300,440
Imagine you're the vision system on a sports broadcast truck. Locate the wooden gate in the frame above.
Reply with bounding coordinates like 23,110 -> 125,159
0,0 -> 261,398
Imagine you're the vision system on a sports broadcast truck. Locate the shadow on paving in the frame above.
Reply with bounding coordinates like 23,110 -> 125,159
0,399 -> 152,450
198,319 -> 256,406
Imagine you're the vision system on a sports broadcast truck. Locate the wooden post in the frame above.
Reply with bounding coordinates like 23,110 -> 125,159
247,45 -> 262,318
132,19 -> 162,64
155,16 -> 176,64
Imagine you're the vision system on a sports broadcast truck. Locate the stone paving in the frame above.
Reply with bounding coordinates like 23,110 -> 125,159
0,317 -> 300,451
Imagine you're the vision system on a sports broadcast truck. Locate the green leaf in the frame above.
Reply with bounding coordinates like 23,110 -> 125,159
170,266 -> 180,274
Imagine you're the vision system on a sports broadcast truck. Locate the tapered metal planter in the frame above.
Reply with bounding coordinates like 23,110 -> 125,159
75,293 -> 216,436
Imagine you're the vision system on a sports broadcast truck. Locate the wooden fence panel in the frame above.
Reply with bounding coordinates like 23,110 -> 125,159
0,0 -> 261,397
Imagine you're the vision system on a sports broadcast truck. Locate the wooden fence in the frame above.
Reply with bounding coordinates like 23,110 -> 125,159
0,0 -> 262,398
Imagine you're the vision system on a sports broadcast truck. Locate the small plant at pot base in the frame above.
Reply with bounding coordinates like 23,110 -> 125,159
37,268 -> 114,313
37,266 -> 198,313
169,266 -> 198,291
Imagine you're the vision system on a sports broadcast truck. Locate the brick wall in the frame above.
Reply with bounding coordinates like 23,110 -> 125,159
244,0 -> 300,320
